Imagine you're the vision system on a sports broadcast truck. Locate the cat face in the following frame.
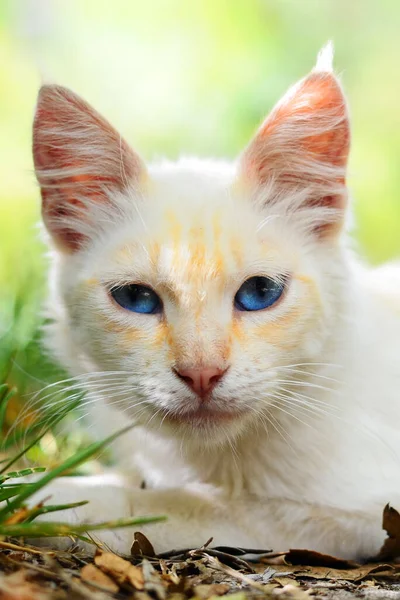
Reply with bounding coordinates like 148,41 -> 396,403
33,45 -> 350,445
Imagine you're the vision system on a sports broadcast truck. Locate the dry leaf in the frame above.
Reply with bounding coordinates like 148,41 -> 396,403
283,549 -> 359,569
80,563 -> 119,593
131,531 -> 156,557
193,583 -> 230,598
372,503 -> 400,561
273,583 -> 312,598
0,570 -> 61,600
95,550 -> 145,589
273,577 -> 299,587
264,562 -> 399,583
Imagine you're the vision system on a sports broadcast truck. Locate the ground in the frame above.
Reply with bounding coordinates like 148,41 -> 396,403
1,536 -> 400,600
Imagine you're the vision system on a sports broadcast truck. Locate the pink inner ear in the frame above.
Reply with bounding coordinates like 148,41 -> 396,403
33,85 -> 144,252
240,70 -> 350,237
244,71 -> 350,185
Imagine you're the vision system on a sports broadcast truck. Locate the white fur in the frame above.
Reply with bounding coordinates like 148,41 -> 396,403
30,51 -> 400,560
314,41 -> 334,73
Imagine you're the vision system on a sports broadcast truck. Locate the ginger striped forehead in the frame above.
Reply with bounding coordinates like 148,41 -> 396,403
107,177 -> 292,312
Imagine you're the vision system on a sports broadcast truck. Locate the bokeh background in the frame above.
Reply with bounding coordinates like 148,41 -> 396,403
1,0 -> 400,437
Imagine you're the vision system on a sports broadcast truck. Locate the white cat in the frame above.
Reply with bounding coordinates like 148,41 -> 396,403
31,45 -> 400,559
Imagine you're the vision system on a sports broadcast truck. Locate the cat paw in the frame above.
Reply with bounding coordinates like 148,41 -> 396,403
28,475 -> 253,555
29,474 -> 137,554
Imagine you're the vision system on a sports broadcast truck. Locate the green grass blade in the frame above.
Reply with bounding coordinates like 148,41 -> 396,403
0,467 -> 46,484
0,515 -> 166,538
0,399 -> 81,474
25,500 -> 89,522
0,423 -> 135,521
0,484 -> 35,502
0,385 -> 16,433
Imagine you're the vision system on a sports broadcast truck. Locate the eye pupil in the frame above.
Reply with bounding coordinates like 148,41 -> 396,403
257,279 -> 268,297
111,284 -> 161,314
234,276 -> 285,312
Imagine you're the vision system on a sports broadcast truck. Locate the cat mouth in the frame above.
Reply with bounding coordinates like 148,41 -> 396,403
162,406 -> 243,426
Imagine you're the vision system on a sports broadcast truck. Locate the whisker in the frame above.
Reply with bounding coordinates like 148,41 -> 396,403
264,408 -> 296,452
272,379 -> 338,394
271,392 -> 341,421
269,400 -> 314,430
275,385 -> 342,412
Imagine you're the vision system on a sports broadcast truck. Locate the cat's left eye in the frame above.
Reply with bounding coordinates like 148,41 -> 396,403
234,276 -> 285,312
110,284 -> 162,314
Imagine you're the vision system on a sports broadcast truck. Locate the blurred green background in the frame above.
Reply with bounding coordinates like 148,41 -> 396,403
1,0 -> 399,427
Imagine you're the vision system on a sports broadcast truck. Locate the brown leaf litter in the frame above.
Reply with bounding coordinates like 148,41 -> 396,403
1,504 -> 400,599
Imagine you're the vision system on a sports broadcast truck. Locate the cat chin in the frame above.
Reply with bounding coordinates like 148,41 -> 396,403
139,406 -> 254,446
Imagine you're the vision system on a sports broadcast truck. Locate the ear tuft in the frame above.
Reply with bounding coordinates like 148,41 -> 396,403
33,85 -> 146,252
314,41 -> 334,73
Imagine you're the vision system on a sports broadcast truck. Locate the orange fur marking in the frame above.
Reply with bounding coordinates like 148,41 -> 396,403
188,223 -> 206,272
104,319 -> 144,343
113,244 -> 135,263
212,211 -> 224,275
230,236 -> 243,269
296,274 -> 321,308
252,308 -> 301,347
166,210 -> 183,265
220,338 -> 232,362
153,320 -> 174,351
149,241 -> 160,267
83,277 -> 99,286
296,274 -> 313,284
187,222 -> 207,293
104,320 -> 124,334
231,318 -> 247,344
122,328 -> 145,344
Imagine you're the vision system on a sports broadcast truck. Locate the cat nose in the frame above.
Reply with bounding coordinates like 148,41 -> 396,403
174,366 -> 227,398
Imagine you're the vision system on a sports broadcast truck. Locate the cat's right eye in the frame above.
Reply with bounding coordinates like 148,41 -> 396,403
110,284 -> 162,314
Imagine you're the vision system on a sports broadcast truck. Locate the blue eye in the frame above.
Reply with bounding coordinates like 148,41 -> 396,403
111,284 -> 162,314
234,276 -> 285,311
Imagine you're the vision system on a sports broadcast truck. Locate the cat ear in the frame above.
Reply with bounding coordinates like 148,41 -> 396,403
239,44 -> 350,238
33,84 -> 146,252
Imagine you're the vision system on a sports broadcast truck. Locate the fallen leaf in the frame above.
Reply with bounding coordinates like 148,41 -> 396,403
284,549 -> 359,569
260,552 -> 292,565
254,560 -> 400,585
80,563 -> 119,593
132,531 -> 156,557
193,583 -> 230,598
372,503 -> 400,561
273,576 -> 299,587
273,583 -> 312,598
0,570 -> 61,600
95,550 -> 145,589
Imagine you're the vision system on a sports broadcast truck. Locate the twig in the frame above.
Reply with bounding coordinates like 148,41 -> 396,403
0,539 -> 55,556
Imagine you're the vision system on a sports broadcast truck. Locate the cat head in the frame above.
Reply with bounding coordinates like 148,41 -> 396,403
33,45 -> 350,446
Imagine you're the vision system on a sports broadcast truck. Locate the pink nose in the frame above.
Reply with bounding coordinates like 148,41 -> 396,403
174,366 -> 226,398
